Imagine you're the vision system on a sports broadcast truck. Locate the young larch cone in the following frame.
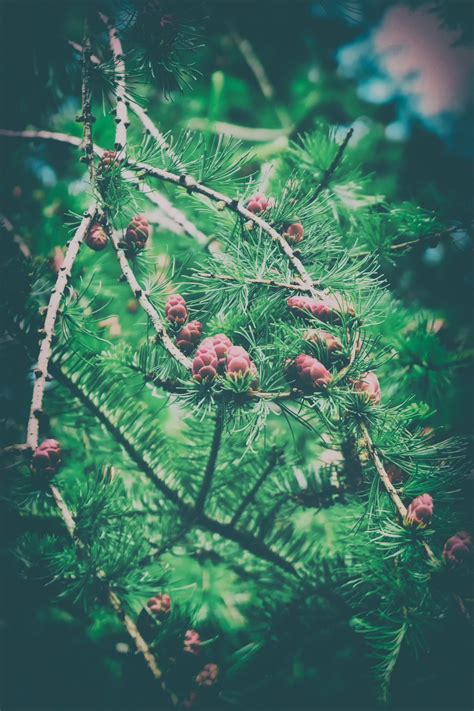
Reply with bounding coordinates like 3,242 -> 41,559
353,372 -> 381,404
196,663 -> 219,687
200,334 -> 233,368
293,354 -> 332,390
283,222 -> 304,244
287,295 -> 340,322
304,329 -> 342,354
176,320 -> 203,354
246,193 -> 275,214
124,215 -> 150,251
184,629 -> 201,655
443,531 -> 471,565
147,593 -> 171,618
226,345 -> 251,377
31,439 -> 62,475
165,294 -> 188,326
86,223 -> 108,251
98,149 -> 117,172
404,493 -> 433,529
192,346 -> 219,382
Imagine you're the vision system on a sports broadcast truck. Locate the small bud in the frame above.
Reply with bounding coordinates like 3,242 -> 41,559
443,531 -> 471,566
353,372 -> 381,405
184,629 -> 201,655
196,663 -> 219,688
31,439 -> 62,476
292,354 -> 332,391
165,294 -> 188,326
283,222 -> 304,244
124,214 -> 150,252
404,493 -> 433,529
146,593 -> 171,619
246,193 -> 275,214
86,223 -> 108,252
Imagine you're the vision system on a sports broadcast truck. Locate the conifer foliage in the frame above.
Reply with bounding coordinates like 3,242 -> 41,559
0,2 -> 472,708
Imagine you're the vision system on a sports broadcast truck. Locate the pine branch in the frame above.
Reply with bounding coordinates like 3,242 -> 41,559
100,13 -> 128,154
109,229 -> 193,369
0,213 -> 31,258
195,271 -> 313,293
229,26 -> 291,129
26,206 -> 97,449
78,19 -> 96,184
351,225 -> 460,258
128,159 -> 319,295
311,127 -> 353,203
0,130 -> 208,247
230,448 -> 279,526
194,404 -> 225,514
360,423 -> 437,565
48,360 -> 299,578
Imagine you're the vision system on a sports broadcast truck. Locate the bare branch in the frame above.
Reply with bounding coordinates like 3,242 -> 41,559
194,404 -> 225,514
109,229 -> 193,370
99,13 -> 128,154
0,129 -> 209,247
311,127 -> 353,203
26,207 -> 97,450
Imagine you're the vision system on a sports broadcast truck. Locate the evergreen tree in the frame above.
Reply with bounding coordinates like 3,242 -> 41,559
1,2 -> 472,709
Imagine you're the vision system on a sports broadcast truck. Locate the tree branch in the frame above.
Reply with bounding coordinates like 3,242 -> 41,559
108,229 -> 193,369
311,127 -> 353,203
194,404 -> 225,514
230,448 -> 279,527
26,207 -> 97,449
0,129 -> 208,247
99,13 -> 128,154
195,271 -> 314,293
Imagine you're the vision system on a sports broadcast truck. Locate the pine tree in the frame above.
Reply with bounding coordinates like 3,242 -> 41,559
0,2 -> 472,709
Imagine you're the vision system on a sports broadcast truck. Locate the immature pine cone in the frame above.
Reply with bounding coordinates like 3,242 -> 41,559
225,345 -> 259,386
165,294 -> 188,326
31,439 -> 62,475
176,320 -> 203,354
124,215 -> 150,251
353,372 -> 381,404
404,493 -> 433,528
200,334 -> 232,368
192,346 -> 219,382
283,222 -> 304,244
86,223 -> 108,251
184,629 -> 201,655
147,593 -> 171,618
246,193 -> 275,214
293,354 -> 332,390
196,663 -> 219,687
304,329 -> 342,354
443,531 -> 472,565
99,150 -> 117,171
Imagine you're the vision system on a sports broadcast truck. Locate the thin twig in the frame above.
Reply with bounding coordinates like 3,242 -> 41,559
194,404 -> 225,514
100,13 -> 128,154
350,226 -> 460,258
360,422 -> 437,565
26,207 -> 97,450
109,230 -> 192,369
78,19 -> 96,184
129,159 -> 319,295
311,127 -> 353,203
229,27 -> 291,129
0,129 -> 209,247
1,213 -> 31,258
230,449 -> 279,527
195,271 -> 312,292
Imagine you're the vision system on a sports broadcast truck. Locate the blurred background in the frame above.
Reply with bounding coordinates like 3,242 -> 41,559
1,1 -> 472,709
